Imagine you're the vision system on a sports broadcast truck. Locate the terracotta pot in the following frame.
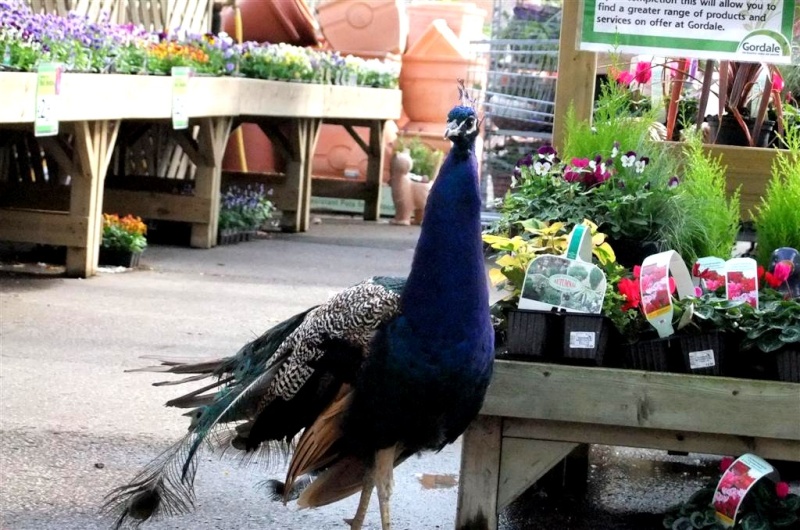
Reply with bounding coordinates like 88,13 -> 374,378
409,179 -> 431,225
317,0 -> 408,55
400,20 -> 482,124
221,0 -> 317,46
407,1 -> 486,49
312,122 -> 397,182
222,124 -> 284,174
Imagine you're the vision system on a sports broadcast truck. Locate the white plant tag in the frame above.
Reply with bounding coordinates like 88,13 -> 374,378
569,331 -> 596,349
689,349 -> 715,369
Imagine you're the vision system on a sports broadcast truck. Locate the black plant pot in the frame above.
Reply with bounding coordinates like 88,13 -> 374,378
623,337 -> 677,372
676,330 -> 725,376
502,308 -> 564,360
99,248 -> 142,268
606,238 -> 664,269
775,348 -> 800,383
218,228 -> 241,245
561,314 -> 612,366
706,115 -> 774,147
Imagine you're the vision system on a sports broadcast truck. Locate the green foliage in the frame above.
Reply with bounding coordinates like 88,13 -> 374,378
395,136 -> 443,182
675,131 -> 741,263
102,214 -> 147,253
219,184 -> 275,231
752,126 -> 800,266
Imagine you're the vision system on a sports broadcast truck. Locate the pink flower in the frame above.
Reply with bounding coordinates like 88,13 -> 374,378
776,481 -> 790,499
571,157 -> 590,168
774,261 -> 793,283
719,456 -> 735,472
773,70 -> 784,93
634,61 -> 652,84
615,70 -> 635,86
563,169 -> 583,183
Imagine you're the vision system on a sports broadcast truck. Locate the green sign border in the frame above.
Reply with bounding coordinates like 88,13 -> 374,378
581,0 -> 796,56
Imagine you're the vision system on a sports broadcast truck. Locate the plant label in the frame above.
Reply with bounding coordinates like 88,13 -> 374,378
569,331 -> 596,349
34,63 -> 62,137
518,225 -> 606,314
713,454 -> 779,527
693,256 -> 726,293
688,349 -> 715,369
640,251 -> 694,338
171,66 -> 192,130
725,257 -> 759,309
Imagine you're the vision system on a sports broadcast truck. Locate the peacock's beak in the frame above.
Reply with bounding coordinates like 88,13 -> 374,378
444,120 -> 460,139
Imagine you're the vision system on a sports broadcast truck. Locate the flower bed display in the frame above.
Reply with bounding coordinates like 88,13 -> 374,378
0,0 -> 400,88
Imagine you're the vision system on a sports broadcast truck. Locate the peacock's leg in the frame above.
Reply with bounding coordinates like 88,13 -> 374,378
374,445 -> 396,530
345,473 -> 374,530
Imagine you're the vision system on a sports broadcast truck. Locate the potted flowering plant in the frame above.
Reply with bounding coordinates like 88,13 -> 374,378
484,219 -> 616,361
218,184 -> 274,244
100,214 -> 147,268
663,456 -> 799,530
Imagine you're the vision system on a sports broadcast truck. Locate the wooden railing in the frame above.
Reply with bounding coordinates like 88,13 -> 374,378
25,0 -> 213,33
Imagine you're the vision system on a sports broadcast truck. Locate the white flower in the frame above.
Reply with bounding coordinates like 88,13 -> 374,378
621,154 -> 636,167
635,160 -> 646,173
533,161 -> 551,176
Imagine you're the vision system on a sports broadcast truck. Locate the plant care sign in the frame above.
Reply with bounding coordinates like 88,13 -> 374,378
581,0 -> 796,63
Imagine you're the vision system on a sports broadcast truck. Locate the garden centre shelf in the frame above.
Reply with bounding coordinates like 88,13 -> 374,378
0,73 -> 401,277
456,360 -> 800,530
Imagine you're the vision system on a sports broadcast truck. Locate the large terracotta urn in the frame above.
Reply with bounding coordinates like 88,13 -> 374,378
220,0 -> 317,45
222,124 -> 285,174
317,0 -> 408,55
400,20 -> 479,125
406,1 -> 486,49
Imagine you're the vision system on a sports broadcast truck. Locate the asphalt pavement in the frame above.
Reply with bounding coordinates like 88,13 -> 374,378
0,216 -> 766,529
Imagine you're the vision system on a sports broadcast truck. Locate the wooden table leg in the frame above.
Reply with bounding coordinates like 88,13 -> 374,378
65,119 -> 119,277
456,415 -> 502,530
190,116 -> 232,248
298,118 -> 321,232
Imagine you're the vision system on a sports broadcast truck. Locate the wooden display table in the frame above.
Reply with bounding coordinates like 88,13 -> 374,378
455,361 -> 800,530
0,72 -> 401,276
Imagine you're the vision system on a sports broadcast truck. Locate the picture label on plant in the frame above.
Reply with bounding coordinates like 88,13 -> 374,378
640,250 -> 695,338
34,62 -> 62,137
569,331 -> 597,349
518,226 -> 606,314
688,349 -> 716,369
580,0 -> 796,63
713,453 -> 779,527
725,257 -> 759,309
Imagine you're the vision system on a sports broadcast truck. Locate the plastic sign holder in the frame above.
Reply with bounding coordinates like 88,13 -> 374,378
34,63 -> 63,137
171,66 -> 192,130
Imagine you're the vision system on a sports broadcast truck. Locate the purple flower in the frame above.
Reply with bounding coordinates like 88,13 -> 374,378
537,144 -> 558,162
563,169 -> 583,183
668,176 -> 680,188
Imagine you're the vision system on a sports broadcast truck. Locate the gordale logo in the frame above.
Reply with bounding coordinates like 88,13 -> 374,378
737,29 -> 791,58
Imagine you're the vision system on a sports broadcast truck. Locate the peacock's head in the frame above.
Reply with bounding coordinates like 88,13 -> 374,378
444,80 -> 480,147
444,106 -> 479,142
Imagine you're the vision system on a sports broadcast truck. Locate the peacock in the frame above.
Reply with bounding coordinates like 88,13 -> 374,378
103,84 -> 494,530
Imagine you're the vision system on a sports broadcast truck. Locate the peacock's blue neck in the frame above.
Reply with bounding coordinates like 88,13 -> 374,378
400,143 -> 489,341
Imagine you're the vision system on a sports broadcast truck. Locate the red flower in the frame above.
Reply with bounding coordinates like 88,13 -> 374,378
776,481 -> 790,499
634,61 -> 652,84
773,70 -> 785,93
719,456 -> 735,472
618,277 -> 641,311
774,261 -> 793,283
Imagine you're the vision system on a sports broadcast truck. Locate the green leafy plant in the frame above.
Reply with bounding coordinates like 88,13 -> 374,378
218,184 -> 274,231
751,126 -> 800,267
676,130 -> 741,263
102,214 -> 147,253
395,136 -> 443,183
